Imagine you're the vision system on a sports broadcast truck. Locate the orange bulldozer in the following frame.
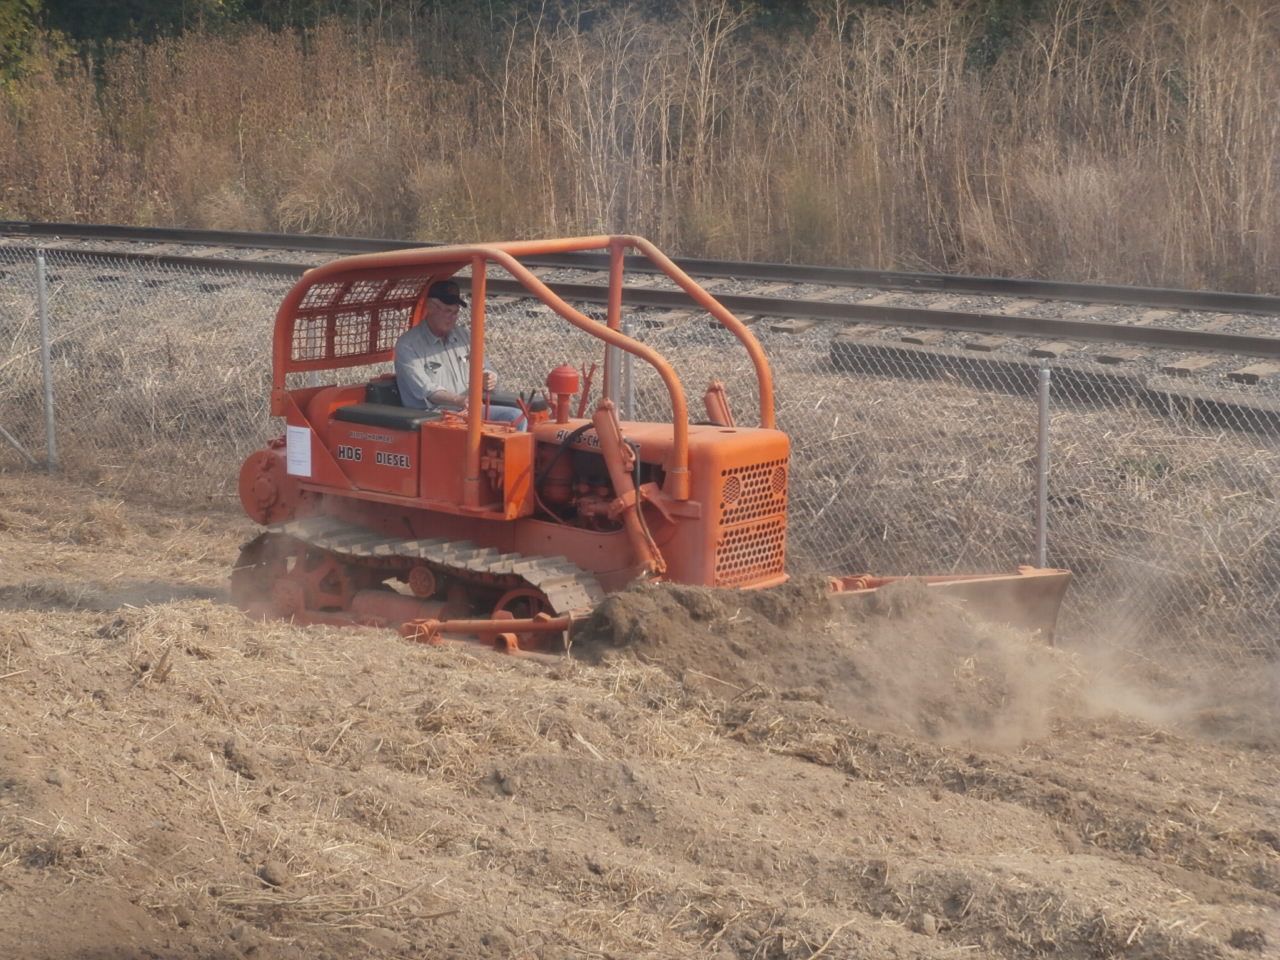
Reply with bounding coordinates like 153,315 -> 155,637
233,235 -> 1069,651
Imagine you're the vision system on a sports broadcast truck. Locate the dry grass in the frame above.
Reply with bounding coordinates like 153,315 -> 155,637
0,1 -> 1277,290
0,476 -> 1275,956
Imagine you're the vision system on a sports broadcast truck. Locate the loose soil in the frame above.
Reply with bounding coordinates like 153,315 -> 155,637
0,473 -> 1276,959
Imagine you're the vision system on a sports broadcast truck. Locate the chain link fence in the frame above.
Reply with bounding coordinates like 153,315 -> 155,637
2,247 -> 1277,665
0,248 -> 281,494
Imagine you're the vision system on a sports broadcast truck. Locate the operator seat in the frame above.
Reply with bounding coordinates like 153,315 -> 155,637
366,374 -> 404,406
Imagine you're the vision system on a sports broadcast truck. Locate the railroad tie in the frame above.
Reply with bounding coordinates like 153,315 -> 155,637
832,324 -> 884,342
768,318 -> 818,334
925,294 -> 969,310
1226,363 -> 1280,385
964,336 -> 1008,353
1160,356 -> 1218,377
620,274 -> 660,288
1062,303 -> 1109,319
638,309 -> 695,330
858,292 -> 902,307
900,331 -> 945,346
1094,348 -> 1144,365
1030,342 -> 1072,359
992,299 -> 1042,316
745,282 -> 796,297
808,286 -> 852,301
1197,314 -> 1236,331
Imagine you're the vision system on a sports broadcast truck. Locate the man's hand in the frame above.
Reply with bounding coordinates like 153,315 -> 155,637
483,370 -> 497,390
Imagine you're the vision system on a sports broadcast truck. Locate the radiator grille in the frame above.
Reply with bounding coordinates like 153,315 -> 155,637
715,516 -> 787,587
720,458 -> 788,525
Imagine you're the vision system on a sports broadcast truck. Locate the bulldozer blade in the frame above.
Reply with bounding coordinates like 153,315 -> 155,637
829,567 -> 1071,642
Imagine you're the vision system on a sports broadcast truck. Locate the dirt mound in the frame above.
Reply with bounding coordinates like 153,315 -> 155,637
574,578 -> 1078,748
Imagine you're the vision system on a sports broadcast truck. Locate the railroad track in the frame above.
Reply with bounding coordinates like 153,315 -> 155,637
3,221 -> 1279,403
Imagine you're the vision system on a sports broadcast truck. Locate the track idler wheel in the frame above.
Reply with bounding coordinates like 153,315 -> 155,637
232,535 -> 364,623
491,586 -> 554,620
292,551 -> 358,612
491,587 -> 560,651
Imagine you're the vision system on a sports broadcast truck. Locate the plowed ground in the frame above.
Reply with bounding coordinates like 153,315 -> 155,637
0,474 -> 1276,959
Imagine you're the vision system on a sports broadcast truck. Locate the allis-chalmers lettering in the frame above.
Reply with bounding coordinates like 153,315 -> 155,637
349,430 -> 394,444
554,428 -> 602,449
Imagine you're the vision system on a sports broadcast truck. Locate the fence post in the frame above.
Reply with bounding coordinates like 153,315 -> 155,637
622,316 -> 634,419
1036,361 -> 1051,568
605,340 -> 620,406
37,250 -> 58,472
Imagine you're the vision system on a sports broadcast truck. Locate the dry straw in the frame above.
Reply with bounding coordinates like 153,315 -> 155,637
0,0 -> 1276,290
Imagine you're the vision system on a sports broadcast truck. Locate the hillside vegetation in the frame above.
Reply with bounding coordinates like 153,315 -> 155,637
1,0 -> 1277,291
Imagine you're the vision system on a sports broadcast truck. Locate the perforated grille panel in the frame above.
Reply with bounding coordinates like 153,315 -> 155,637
715,516 -> 787,587
720,458 -> 787,525
341,279 -> 388,306
293,315 -> 327,360
299,281 -> 343,310
376,306 -> 414,350
290,273 -> 430,364
334,310 -> 368,357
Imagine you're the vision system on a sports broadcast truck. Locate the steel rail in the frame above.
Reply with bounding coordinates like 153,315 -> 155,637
8,244 -> 1280,361
5,220 -> 1280,316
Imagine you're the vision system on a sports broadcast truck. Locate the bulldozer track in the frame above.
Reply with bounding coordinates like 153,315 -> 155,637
267,514 -> 607,617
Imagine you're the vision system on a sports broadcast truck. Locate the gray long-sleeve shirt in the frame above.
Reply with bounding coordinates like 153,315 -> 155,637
393,323 -> 474,410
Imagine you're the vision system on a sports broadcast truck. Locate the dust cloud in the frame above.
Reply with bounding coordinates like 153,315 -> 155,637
574,578 -> 1280,750
572,578 -> 1082,749
1079,644 -> 1280,749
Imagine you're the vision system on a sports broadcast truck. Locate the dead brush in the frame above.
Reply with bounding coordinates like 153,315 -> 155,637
2,3 -> 1277,288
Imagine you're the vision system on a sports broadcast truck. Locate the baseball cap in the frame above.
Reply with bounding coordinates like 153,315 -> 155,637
427,280 -> 467,306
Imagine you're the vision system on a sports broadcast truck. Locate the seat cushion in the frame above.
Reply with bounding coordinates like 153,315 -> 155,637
333,403 -> 441,431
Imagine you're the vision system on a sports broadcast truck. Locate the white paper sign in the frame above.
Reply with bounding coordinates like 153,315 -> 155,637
286,425 -> 312,477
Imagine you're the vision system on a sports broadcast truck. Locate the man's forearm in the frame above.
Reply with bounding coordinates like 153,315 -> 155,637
427,388 -> 466,408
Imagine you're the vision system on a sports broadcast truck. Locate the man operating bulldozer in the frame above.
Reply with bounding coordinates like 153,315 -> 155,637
393,279 -> 525,427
